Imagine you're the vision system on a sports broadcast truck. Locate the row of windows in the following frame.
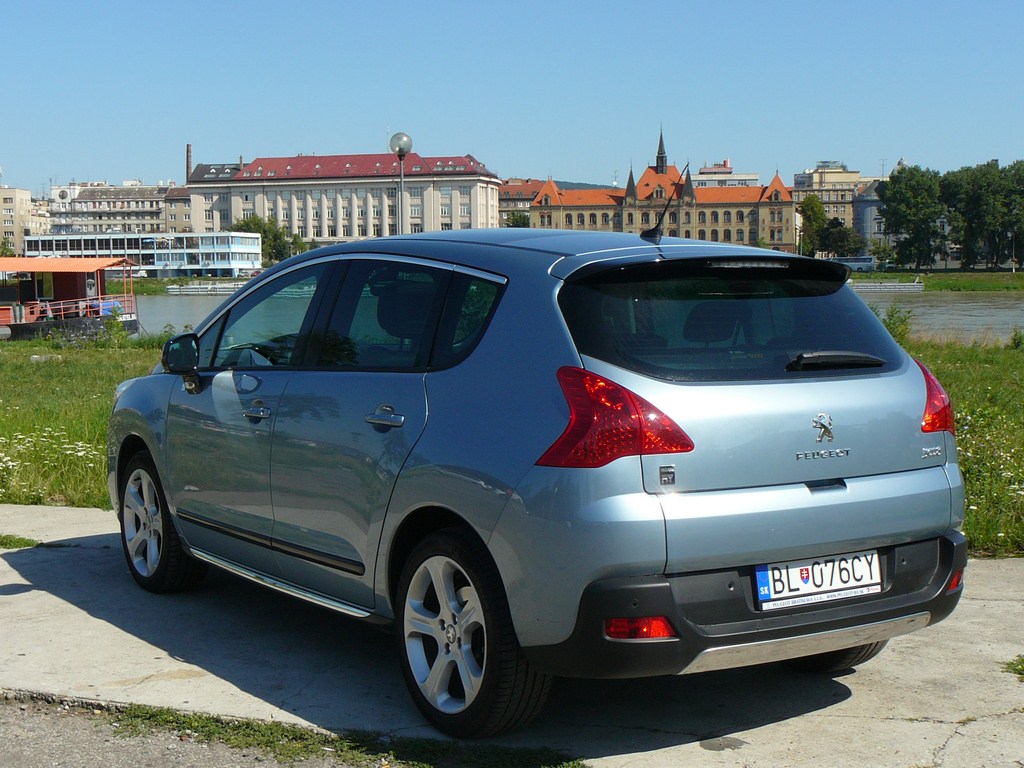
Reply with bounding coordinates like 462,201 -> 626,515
556,209 -> 757,227
237,185 -> 475,203
262,204 -> 469,221
73,201 -> 162,210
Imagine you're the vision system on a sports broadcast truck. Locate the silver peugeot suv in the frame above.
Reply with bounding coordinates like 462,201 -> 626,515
108,229 -> 966,738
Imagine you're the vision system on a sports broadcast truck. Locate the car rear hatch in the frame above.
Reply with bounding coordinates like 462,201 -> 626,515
557,254 -> 960,571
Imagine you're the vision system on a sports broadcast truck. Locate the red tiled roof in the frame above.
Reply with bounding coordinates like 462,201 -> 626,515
532,173 -> 792,209
531,180 -> 623,207
695,186 -> 766,204
499,179 -> 547,200
759,173 -> 792,202
233,152 -> 495,181
635,165 -> 687,201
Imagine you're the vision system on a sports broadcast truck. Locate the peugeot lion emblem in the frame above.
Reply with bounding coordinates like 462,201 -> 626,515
812,413 -> 834,443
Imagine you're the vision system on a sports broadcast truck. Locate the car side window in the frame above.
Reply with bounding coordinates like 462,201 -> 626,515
317,260 -> 448,370
430,274 -> 504,369
209,263 -> 328,368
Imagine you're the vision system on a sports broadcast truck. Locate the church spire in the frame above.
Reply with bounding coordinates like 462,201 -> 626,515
655,129 -> 668,175
625,166 -> 637,201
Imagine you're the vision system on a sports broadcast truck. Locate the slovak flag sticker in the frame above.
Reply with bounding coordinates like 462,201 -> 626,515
800,567 -> 811,584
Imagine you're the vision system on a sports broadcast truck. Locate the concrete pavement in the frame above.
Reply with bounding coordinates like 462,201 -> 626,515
1,503 -> 1022,767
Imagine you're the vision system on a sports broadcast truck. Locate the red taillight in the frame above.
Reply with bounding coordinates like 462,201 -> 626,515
916,360 -> 955,435
537,367 -> 694,468
605,616 -> 677,640
947,568 -> 964,594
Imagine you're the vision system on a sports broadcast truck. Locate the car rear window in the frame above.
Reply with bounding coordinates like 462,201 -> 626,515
558,258 -> 904,382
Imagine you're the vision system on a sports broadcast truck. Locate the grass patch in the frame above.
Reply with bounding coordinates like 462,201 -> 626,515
850,270 -> 1024,292
907,340 -> 1024,555
112,704 -> 586,767
0,533 -> 40,548
107,277 -> 247,296
0,340 -> 161,507
1002,655 -> 1024,682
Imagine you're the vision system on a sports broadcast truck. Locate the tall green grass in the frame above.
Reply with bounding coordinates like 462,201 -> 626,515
0,335 -> 162,506
908,340 -> 1024,555
0,333 -> 1021,555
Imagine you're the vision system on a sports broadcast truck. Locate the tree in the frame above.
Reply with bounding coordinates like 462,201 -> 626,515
940,162 -> 1004,268
797,195 -> 827,256
820,218 -> 866,258
504,211 -> 531,228
878,165 -> 946,269
290,234 -> 309,257
228,216 -> 292,265
0,238 -> 14,257
868,238 -> 896,268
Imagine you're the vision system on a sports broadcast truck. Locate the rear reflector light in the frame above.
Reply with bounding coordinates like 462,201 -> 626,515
537,367 -> 694,468
605,616 -> 677,640
916,360 -> 955,435
947,569 -> 964,594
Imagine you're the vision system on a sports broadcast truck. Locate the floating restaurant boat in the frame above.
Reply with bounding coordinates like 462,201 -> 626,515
0,257 -> 139,341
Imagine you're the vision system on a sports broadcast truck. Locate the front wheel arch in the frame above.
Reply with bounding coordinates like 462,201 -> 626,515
117,449 -> 206,593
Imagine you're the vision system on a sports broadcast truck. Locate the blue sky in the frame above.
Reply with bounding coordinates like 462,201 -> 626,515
3,0 -> 1021,195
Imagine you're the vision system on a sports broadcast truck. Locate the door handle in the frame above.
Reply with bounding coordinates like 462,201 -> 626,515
243,399 -> 272,421
365,404 -> 405,429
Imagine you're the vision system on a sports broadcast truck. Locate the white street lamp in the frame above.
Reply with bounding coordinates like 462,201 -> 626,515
389,132 -> 413,235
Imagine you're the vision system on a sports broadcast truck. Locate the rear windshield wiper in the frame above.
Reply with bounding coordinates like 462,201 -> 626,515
786,351 -> 886,372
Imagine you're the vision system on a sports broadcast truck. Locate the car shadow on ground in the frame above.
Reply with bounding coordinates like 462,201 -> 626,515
1,532 -> 854,758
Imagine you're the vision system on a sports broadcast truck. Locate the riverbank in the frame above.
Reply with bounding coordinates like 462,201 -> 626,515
0,335 -> 1020,556
110,269 -> 1024,299
849,270 -> 1024,292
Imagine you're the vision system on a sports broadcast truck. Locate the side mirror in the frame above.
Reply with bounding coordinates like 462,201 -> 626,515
162,333 -> 202,393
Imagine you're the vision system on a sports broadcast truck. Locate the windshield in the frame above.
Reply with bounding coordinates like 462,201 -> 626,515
558,258 -> 904,382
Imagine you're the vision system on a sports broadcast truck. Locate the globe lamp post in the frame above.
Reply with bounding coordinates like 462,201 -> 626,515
389,132 -> 413,235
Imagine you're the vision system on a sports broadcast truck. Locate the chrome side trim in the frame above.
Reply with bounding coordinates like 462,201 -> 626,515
189,548 -> 372,619
682,613 -> 930,675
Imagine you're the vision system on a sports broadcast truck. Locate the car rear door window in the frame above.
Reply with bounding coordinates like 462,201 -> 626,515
317,260 -> 448,370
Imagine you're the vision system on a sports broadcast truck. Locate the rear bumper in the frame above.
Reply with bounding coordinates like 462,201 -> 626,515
522,531 -> 967,679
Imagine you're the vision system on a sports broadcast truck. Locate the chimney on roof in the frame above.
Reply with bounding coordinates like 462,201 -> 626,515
239,155 -> 244,168
186,144 -> 192,179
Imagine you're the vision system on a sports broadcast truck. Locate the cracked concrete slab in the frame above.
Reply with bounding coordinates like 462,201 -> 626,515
2,504 -> 1022,766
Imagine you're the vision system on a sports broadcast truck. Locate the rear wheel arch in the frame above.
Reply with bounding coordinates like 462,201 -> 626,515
386,506 -> 485,608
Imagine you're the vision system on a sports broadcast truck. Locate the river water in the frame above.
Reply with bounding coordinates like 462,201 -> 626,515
136,291 -> 1024,343
864,292 -> 1023,343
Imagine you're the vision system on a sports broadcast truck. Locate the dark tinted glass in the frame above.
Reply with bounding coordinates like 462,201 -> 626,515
430,274 -> 503,369
318,260 -> 448,370
559,259 -> 903,382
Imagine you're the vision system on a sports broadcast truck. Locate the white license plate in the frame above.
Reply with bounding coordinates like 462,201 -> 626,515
755,549 -> 882,611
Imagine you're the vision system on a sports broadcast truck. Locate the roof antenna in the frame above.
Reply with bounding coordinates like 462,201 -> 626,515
640,160 -> 690,245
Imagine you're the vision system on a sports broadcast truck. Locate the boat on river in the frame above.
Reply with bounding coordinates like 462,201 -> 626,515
0,257 -> 138,341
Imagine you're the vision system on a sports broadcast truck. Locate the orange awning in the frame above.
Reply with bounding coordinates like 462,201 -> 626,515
0,257 -> 135,274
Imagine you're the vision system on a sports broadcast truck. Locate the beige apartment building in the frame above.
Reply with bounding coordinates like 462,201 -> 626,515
498,178 -> 546,225
792,161 -> 863,226
1,187 -> 49,255
50,181 -> 172,235
184,149 -> 501,240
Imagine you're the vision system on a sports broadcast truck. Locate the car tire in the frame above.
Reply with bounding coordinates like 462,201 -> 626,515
119,452 -> 206,593
395,529 -> 552,738
790,640 -> 889,673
